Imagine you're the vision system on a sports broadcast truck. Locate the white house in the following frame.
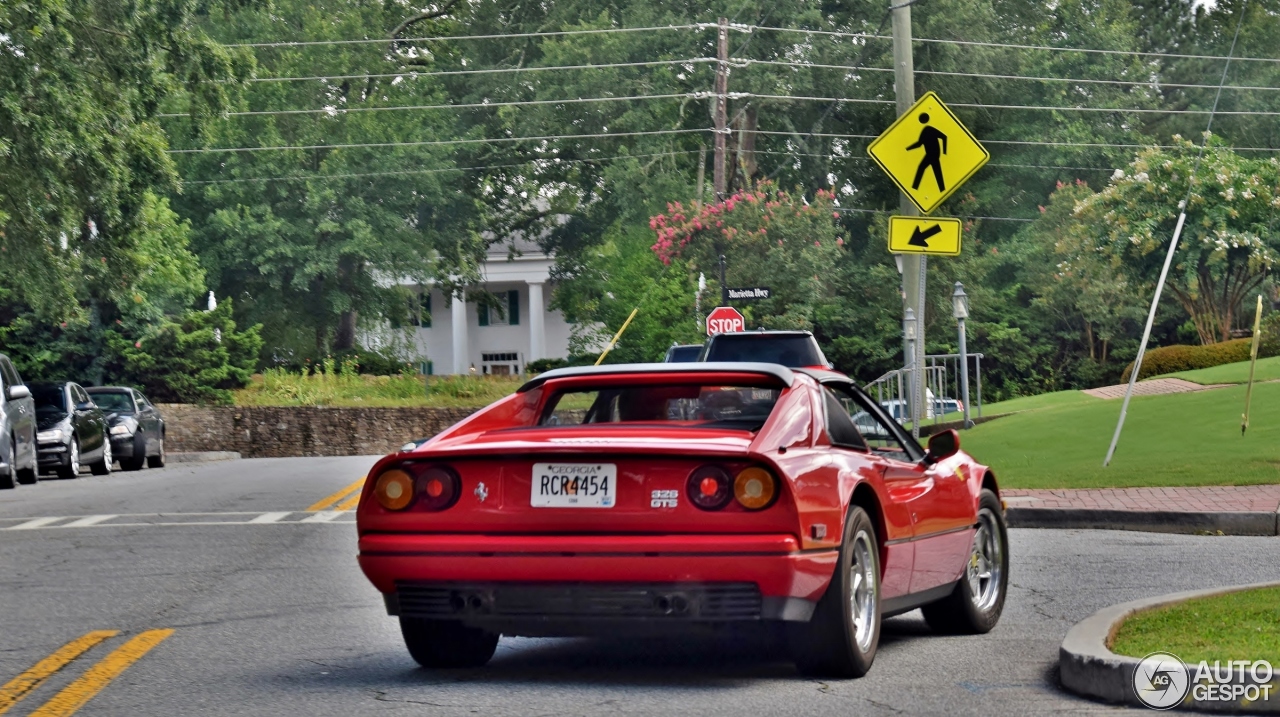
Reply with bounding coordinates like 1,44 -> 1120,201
399,240 -> 575,375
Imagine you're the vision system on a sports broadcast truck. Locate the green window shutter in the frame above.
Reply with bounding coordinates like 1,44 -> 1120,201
478,301 -> 488,326
420,293 -> 432,328
508,290 -> 520,326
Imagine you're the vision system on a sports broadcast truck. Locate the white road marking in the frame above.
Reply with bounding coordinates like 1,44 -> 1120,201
8,517 -> 66,530
0,511 -> 353,530
249,512 -> 293,524
61,514 -> 119,528
299,510 -> 344,523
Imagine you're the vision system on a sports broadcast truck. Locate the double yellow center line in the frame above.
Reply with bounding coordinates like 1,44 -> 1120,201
0,629 -> 172,717
305,476 -> 366,512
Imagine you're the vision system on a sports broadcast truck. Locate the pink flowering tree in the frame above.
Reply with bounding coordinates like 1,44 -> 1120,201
649,182 -> 848,329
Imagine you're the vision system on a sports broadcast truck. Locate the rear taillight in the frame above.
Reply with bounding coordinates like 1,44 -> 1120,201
373,469 -> 414,510
687,465 -> 733,510
372,463 -> 460,512
733,467 -> 778,510
414,464 -> 461,511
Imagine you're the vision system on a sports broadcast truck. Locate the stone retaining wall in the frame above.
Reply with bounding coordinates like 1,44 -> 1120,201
157,404 -> 480,458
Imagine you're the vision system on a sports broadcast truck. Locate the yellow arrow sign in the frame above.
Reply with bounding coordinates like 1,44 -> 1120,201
888,216 -> 962,256
868,92 -> 990,214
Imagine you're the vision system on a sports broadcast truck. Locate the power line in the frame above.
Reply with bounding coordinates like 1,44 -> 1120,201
741,58 -> 1280,93
242,58 -> 716,83
746,24 -> 1280,63
224,24 -> 708,48
744,92 -> 1280,116
158,92 -> 703,118
167,128 -> 709,154
754,128 -> 1280,153
751,148 -> 1114,172
182,149 -> 699,184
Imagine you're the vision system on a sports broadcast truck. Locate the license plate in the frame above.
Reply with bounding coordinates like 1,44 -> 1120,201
531,463 -> 617,508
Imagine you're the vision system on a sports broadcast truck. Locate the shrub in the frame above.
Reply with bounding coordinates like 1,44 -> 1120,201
1121,338 -> 1252,382
103,299 -> 263,404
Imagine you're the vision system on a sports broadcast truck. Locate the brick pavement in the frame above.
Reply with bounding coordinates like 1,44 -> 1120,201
1081,377 -> 1232,399
1002,485 -> 1280,513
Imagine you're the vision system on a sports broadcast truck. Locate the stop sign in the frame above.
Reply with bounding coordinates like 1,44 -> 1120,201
706,306 -> 745,335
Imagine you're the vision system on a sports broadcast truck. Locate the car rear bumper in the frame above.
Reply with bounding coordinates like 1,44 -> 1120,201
359,533 -> 836,627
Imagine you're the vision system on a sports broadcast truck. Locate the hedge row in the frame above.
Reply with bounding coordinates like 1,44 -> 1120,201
1121,316 -> 1280,382
1121,338 -> 1253,382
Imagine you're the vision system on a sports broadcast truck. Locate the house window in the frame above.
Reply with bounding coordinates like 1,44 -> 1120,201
481,352 -> 521,376
478,290 -> 520,327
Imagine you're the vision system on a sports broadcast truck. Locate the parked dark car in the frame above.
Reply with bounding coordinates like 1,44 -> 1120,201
662,343 -> 703,363
0,353 -> 38,489
699,330 -> 832,370
32,382 -> 111,478
86,387 -> 166,471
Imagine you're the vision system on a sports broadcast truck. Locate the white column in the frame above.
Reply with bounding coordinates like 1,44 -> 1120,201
451,290 -> 468,375
528,281 -> 546,363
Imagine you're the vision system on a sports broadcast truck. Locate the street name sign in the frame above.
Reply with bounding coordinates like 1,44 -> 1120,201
867,91 -> 990,214
888,216 -> 963,256
706,306 -> 745,335
726,286 -> 771,300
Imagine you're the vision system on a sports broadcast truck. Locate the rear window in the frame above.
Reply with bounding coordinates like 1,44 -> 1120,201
703,335 -> 825,367
540,383 -> 781,431
664,346 -> 703,363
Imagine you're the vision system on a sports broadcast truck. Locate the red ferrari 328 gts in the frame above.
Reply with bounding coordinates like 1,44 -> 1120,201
356,362 -> 1009,678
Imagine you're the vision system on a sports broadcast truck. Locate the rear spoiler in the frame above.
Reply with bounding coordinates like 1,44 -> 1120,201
518,362 -> 796,393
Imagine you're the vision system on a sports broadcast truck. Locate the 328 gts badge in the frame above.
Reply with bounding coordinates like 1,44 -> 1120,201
650,489 -> 678,508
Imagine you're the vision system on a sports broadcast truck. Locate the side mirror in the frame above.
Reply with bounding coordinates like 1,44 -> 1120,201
924,429 -> 960,465
6,385 -> 30,401
76,401 -> 95,411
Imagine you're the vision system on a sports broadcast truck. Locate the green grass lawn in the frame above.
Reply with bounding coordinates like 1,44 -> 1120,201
936,389 -> 1099,423
960,381 -> 1280,488
1111,586 -> 1280,664
1164,355 -> 1280,385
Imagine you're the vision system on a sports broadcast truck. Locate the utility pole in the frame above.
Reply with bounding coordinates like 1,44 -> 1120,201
719,254 -> 729,305
713,17 -> 729,203
891,0 -> 926,438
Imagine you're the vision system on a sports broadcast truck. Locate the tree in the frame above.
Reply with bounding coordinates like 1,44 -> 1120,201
1062,138 -> 1280,344
0,0 -> 250,319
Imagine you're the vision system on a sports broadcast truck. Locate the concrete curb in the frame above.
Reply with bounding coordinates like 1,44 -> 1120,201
1007,507 -> 1280,536
1060,580 -> 1280,712
167,451 -> 241,463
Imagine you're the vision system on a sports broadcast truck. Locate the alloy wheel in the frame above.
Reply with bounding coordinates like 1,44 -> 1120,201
848,529 -> 878,652
967,507 -> 1003,612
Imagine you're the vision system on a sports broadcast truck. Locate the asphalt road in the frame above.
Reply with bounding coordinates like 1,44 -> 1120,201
1,457 -> 1277,716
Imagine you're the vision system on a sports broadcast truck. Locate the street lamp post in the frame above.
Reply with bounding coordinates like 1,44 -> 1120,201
952,282 -> 972,429
903,308 -> 917,432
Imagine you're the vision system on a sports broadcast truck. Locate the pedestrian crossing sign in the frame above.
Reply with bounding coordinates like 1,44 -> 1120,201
867,92 -> 990,214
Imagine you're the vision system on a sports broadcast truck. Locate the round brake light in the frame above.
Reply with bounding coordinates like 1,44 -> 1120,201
374,469 -> 414,510
687,465 -> 733,510
415,465 -> 460,511
734,467 -> 778,510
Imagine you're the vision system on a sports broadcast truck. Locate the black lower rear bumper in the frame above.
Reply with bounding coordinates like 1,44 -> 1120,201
387,581 -> 815,636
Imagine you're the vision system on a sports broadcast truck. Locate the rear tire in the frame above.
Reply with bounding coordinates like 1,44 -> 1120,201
788,504 -> 881,678
89,438 -> 112,476
147,435 -> 165,468
399,617 -> 498,669
921,489 -> 1009,635
56,438 -> 80,479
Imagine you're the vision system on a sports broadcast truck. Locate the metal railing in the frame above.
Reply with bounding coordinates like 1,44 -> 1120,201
862,353 -> 984,429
